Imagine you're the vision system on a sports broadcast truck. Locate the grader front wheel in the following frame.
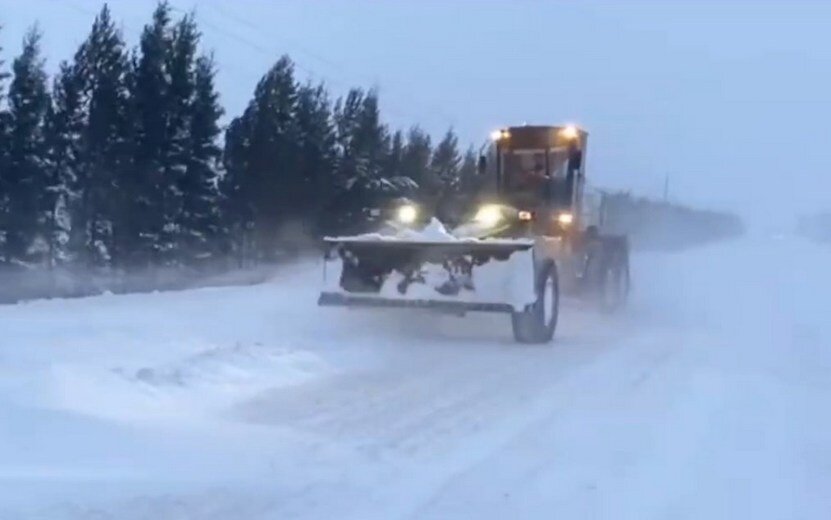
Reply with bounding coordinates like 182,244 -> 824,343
512,261 -> 559,344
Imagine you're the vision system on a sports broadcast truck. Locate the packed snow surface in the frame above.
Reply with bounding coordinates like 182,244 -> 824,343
2,235 -> 831,519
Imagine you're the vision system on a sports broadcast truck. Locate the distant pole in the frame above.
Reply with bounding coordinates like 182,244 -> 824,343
663,174 -> 669,202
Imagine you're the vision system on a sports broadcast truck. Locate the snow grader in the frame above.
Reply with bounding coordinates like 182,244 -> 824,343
318,125 -> 630,343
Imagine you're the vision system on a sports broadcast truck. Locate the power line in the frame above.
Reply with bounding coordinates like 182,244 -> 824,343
49,0 -> 466,155
203,2 -> 458,126
193,2 -> 458,130
169,5 -> 310,81
168,3 -> 427,126
56,1 -> 458,135
56,0 -> 97,17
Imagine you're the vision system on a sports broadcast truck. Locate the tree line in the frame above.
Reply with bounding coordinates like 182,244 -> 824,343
797,212 -> 831,243
0,3 -> 476,277
0,3 -> 745,302
602,192 -> 745,251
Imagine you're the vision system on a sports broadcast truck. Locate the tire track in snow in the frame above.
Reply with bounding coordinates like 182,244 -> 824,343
233,310 -> 646,461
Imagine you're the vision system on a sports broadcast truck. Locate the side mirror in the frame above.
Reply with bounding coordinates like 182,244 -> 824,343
477,156 -> 487,175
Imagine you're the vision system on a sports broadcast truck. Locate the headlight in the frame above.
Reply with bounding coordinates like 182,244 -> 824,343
557,212 -> 574,225
490,129 -> 510,141
474,205 -> 503,227
560,125 -> 580,140
396,204 -> 418,224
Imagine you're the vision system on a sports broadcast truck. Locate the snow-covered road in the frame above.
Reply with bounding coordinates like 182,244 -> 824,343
2,236 -> 830,519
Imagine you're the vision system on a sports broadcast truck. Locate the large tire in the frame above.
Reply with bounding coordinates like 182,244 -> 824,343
598,249 -> 630,313
512,261 -> 559,344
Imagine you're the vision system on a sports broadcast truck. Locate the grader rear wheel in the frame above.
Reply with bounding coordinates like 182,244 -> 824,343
599,256 -> 630,312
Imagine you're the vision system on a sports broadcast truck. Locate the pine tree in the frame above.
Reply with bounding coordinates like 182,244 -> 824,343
164,12 -> 200,265
328,88 -> 392,233
430,128 -> 461,191
458,145 -> 479,192
126,1 -> 174,268
332,88 -> 364,188
400,126 -> 432,191
351,89 -> 387,181
0,25 -> 9,99
231,55 -> 299,260
0,25 -> 9,113
74,5 -> 132,268
221,115 -> 254,264
179,53 -> 224,266
380,129 -> 418,197
294,82 -> 335,235
4,26 -> 50,267
0,26 -> 11,263
44,61 -> 84,267
383,129 -> 404,180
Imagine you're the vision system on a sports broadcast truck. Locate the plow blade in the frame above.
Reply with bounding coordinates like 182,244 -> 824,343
319,238 -> 537,314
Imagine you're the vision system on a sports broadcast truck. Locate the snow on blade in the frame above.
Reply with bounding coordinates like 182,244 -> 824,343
325,218 -> 535,246
324,218 -> 537,310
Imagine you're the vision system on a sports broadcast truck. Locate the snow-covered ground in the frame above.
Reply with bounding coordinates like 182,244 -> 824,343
2,235 -> 830,519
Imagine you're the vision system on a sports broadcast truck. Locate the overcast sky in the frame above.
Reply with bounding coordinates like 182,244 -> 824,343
2,0 -> 830,226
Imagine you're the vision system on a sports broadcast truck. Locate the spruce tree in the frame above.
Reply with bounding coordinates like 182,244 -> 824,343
0,25 -> 9,99
74,5 -> 132,268
179,53 -> 223,266
383,129 -> 404,180
458,145 -> 479,192
430,128 -> 461,191
127,1 -> 173,268
380,129 -> 417,196
0,25 -> 9,113
330,89 -> 401,231
5,27 -> 50,266
164,12 -> 200,265
221,115 -> 254,264
0,26 -> 11,263
294,82 -> 336,235
429,128 -> 462,221
332,88 -> 363,196
44,62 -> 85,267
351,89 -> 387,181
236,56 -> 299,259
329,89 -> 365,232
400,126 -> 432,191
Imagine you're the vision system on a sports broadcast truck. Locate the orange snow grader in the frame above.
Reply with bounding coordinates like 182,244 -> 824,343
319,125 -> 630,343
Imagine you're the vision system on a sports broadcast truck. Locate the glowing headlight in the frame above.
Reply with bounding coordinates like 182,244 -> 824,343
474,205 -> 503,227
490,129 -> 510,141
560,125 -> 580,140
397,204 -> 418,224
557,212 -> 574,225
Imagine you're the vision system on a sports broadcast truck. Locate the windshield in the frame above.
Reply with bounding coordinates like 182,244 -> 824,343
502,147 -> 571,204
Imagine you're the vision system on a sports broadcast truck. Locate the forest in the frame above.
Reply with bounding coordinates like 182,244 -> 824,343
0,3 -> 743,301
